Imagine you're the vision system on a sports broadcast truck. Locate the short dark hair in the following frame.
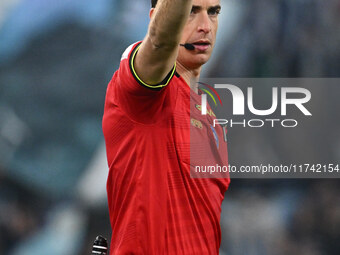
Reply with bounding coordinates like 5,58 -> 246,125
151,0 -> 157,8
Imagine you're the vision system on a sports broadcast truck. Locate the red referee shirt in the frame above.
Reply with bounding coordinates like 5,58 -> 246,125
102,42 -> 230,254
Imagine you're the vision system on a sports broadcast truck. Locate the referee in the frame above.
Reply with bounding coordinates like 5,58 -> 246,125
102,0 -> 230,254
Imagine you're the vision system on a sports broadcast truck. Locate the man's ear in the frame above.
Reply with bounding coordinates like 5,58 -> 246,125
149,8 -> 155,19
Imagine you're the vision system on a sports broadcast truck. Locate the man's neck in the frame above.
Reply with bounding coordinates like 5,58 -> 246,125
176,62 -> 201,93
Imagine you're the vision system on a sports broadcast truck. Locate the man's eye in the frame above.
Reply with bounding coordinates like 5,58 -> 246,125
190,8 -> 199,14
208,9 -> 221,16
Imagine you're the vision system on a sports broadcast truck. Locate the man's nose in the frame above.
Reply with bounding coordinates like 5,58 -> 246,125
197,13 -> 211,34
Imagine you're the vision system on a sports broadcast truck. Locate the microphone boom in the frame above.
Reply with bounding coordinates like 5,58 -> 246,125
180,43 -> 195,51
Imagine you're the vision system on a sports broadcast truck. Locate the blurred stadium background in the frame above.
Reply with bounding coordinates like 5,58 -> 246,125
0,0 -> 339,254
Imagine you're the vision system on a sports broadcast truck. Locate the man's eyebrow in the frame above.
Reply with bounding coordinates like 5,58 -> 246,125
191,5 -> 222,12
191,5 -> 202,12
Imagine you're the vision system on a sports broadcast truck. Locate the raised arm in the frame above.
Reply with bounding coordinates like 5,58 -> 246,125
134,0 -> 192,85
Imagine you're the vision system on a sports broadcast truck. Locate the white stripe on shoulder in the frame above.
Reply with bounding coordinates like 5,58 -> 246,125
120,42 -> 138,61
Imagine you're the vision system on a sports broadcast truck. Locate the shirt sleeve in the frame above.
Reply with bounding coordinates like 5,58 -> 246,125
109,41 -> 177,124
129,42 -> 176,91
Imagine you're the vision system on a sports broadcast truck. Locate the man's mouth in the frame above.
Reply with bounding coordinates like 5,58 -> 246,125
192,41 -> 211,51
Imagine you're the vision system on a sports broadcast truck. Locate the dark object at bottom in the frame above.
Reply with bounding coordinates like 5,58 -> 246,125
92,235 -> 108,255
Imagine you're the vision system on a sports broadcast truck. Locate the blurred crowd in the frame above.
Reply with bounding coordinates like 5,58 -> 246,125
0,172 -> 44,254
221,179 -> 340,255
0,0 -> 339,254
210,0 -> 340,77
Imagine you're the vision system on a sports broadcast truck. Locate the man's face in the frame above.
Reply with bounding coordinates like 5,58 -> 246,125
178,0 -> 221,70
